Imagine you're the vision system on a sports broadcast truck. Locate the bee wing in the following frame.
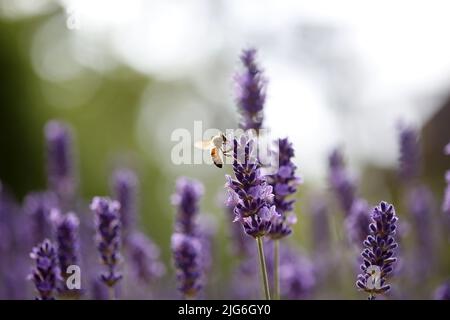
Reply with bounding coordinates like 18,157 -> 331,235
211,148 -> 223,168
194,140 -> 214,150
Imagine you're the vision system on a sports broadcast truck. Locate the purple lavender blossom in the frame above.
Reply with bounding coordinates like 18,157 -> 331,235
309,197 -> 330,254
279,247 -> 315,300
24,192 -> 57,244
45,121 -> 76,203
51,211 -> 80,287
230,253 -> 260,299
226,136 -> 279,238
267,138 -> 301,239
235,48 -> 267,131
225,203 -> 253,256
171,177 -> 204,299
434,281 -> 450,300
408,185 -> 434,277
398,124 -> 420,182
111,168 -> 138,242
128,232 -> 165,283
345,199 -> 370,245
171,177 -> 204,236
356,201 -> 398,299
171,233 -> 203,299
29,239 -> 60,300
90,197 -> 122,288
328,149 -> 356,216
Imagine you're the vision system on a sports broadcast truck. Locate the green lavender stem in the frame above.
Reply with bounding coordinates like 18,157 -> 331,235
256,237 -> 271,300
109,286 -> 116,300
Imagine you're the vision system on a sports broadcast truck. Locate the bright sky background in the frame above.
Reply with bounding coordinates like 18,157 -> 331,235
2,0 -> 450,183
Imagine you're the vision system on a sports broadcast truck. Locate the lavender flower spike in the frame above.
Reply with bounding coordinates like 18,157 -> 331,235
24,191 -> 57,244
51,210 -> 80,289
171,233 -> 203,299
171,177 -> 204,299
345,199 -> 370,245
171,177 -> 204,235
267,138 -> 301,239
235,48 -> 267,131
29,239 -> 60,300
112,168 -> 138,242
356,201 -> 399,299
45,121 -> 76,202
90,197 -> 122,288
328,149 -> 356,216
128,232 -> 165,283
225,136 -> 279,238
398,123 -> 420,182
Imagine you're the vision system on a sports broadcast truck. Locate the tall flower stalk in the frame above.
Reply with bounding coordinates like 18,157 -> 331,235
328,149 -> 356,216
397,124 -> 420,183
111,168 -> 138,245
90,197 -> 122,299
171,177 -> 204,299
267,138 -> 301,299
45,121 -> 76,207
225,136 -> 278,300
356,201 -> 398,300
52,210 -> 80,297
235,48 -> 267,132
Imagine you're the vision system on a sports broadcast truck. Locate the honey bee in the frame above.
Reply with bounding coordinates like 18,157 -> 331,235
195,133 -> 231,168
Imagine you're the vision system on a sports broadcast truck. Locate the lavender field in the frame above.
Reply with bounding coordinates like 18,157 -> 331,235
1,1 -> 450,300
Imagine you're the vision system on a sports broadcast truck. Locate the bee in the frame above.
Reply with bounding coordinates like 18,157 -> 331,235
195,132 -> 231,168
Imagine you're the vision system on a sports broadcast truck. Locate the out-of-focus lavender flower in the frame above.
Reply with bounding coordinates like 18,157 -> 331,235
171,177 -> 204,299
230,253 -> 260,299
24,192 -> 57,244
171,232 -> 203,299
29,239 -> 60,300
434,281 -> 450,300
234,48 -> 267,131
279,247 -> 315,300
171,177 -> 204,236
328,149 -> 356,216
226,136 -> 279,238
45,121 -> 76,203
309,197 -> 330,254
111,168 -> 138,242
90,197 -> 122,288
267,138 -> 301,239
51,210 -> 80,287
397,124 -> 420,182
345,199 -> 370,246
128,232 -> 165,283
356,201 -> 398,299
198,216 -> 216,273
408,185 -> 434,277
91,278 -> 108,300
225,203 -> 253,257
